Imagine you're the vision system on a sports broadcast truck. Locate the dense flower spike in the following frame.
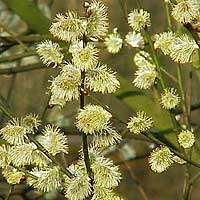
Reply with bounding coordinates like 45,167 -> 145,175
92,187 -> 124,200
134,51 -> 154,67
36,40 -> 64,67
178,130 -> 195,148
125,32 -> 144,48
85,64 -> 120,94
0,145 -> 11,168
49,63 -> 81,106
160,88 -> 180,110
28,167 -> 61,192
133,64 -> 157,89
172,0 -> 200,24
154,32 -> 199,63
0,119 -> 27,145
149,145 -> 174,173
128,9 -> 151,32
127,111 -> 153,134
154,32 -> 175,55
86,0 -> 109,39
88,148 -> 121,188
71,42 -> 99,71
104,28 -> 123,54
38,125 -> 68,156
78,147 -> 121,192
64,164 -> 92,200
21,114 -> 41,133
169,34 -> 199,63
133,50 -> 157,89
49,11 -> 85,42
10,143 -> 37,166
2,166 -> 25,184
76,104 -> 112,134
92,124 -> 122,147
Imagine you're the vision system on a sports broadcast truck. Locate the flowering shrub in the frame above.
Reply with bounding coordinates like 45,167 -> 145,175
0,0 -> 200,199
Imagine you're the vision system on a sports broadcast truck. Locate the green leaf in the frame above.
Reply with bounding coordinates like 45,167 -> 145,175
116,76 -> 173,131
3,0 -> 50,34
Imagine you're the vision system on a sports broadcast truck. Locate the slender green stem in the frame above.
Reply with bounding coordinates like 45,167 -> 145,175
144,28 -> 180,132
144,28 -> 166,89
160,67 -> 178,83
176,64 -> 189,126
182,166 -> 191,200
190,172 -> 200,185
164,1 -> 173,30
5,184 -> 14,200
118,0 -> 128,23
136,0 -> 142,8
0,103 -> 14,119
40,96 -> 51,122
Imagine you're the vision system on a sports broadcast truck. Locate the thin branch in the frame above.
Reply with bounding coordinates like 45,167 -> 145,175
5,184 -> 14,200
118,0 -> 128,23
176,64 -> 189,126
0,22 -> 28,51
0,63 -> 45,75
144,132 -> 200,169
160,67 -> 178,83
117,148 -> 149,200
0,51 -> 36,63
190,172 -> 200,185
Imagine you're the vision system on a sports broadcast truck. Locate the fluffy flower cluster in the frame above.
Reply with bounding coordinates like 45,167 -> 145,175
104,28 -> 123,54
71,42 -> 99,71
37,1 -> 120,107
128,9 -> 151,32
149,145 -> 174,173
122,9 -> 150,52
28,167 -> 61,192
65,148 -> 122,199
85,64 -> 120,94
2,166 -> 25,184
86,0 -> 109,39
64,164 -> 92,200
76,105 -> 121,147
133,51 -> 157,89
171,0 -> 200,24
178,129 -> 195,148
49,63 -> 82,106
0,115 -> 40,145
127,111 -> 153,134
154,31 -> 199,63
50,11 -> 85,42
36,40 -> 64,67
38,125 -> 69,156
0,114 -> 71,186
160,88 -> 180,110
125,31 -> 144,48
